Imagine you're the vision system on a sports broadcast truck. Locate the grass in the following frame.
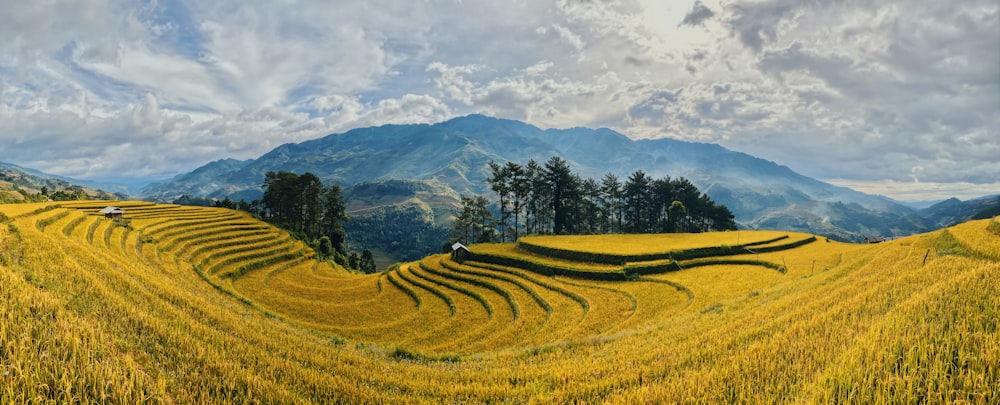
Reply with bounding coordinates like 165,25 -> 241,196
1,201 -> 996,403
519,230 -> 792,256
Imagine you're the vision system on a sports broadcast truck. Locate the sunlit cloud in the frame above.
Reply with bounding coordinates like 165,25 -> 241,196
0,0 -> 995,202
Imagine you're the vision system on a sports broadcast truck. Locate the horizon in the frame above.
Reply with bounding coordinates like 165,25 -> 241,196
1,1 -> 997,202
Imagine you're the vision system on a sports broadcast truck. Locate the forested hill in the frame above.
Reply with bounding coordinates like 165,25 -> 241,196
142,114 -> 933,242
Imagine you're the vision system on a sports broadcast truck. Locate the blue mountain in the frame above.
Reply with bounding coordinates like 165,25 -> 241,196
141,114 -> 934,242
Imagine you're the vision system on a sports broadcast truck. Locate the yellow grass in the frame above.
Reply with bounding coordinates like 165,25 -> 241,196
520,229 -> 794,255
1,201 -> 996,403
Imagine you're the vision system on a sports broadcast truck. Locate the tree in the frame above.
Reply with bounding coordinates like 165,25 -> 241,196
348,251 -> 360,270
544,156 -> 577,234
487,161 -> 511,242
623,170 -> 653,233
579,177 -> 603,234
316,235 -> 333,258
260,171 -> 349,244
451,195 -> 495,243
524,160 -> 550,234
505,161 -> 528,241
651,177 -> 675,232
452,196 -> 476,244
471,156 -> 737,242
359,249 -> 377,274
471,195 -> 494,242
297,173 -> 324,238
321,185 -> 348,254
667,200 -> 686,233
600,173 -> 623,233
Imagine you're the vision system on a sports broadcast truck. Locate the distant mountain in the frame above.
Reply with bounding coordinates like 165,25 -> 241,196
142,158 -> 255,200
919,195 -> 1000,227
1,161 -> 122,202
143,114 -> 939,251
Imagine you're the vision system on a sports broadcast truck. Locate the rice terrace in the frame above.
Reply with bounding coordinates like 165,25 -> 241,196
1,200 -> 996,403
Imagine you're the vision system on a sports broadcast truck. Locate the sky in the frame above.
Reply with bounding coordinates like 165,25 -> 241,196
1,0 -> 997,201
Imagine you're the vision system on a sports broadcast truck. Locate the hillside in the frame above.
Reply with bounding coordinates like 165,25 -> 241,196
0,161 -> 122,203
920,194 -> 1000,228
141,115 -> 933,243
1,201 -> 996,402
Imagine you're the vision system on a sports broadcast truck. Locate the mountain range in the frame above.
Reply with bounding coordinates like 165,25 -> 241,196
0,161 -> 122,203
17,114 -> 987,261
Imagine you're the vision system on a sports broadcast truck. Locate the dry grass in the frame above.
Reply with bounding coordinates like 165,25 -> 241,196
1,201 -> 995,403
520,230 -> 793,255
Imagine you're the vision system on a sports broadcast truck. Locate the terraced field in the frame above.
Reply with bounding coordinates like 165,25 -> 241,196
1,201 -> 996,403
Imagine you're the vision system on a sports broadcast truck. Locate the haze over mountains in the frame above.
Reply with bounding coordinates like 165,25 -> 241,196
138,115 -> 998,250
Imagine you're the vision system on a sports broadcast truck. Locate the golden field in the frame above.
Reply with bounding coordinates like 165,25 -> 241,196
1,201 -> 996,403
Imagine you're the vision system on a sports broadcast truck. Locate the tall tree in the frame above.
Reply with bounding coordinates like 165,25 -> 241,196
487,161 -> 511,242
452,196 -> 476,244
471,195 -> 494,242
600,173 -> 623,233
544,157 -> 576,234
298,173 -> 324,238
623,170 -> 653,233
579,177 -> 603,234
651,176 -> 675,232
261,171 -> 349,243
506,161 -> 529,241
359,249 -> 377,274
322,185 -> 348,254
524,160 -> 550,234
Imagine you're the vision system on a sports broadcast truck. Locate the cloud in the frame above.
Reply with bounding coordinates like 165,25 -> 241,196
680,1 -> 716,27
724,0 -> 794,52
0,0 -> 995,202
827,179 -> 1000,202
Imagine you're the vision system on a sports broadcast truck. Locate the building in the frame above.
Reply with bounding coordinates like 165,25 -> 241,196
864,236 -> 885,244
100,206 -> 126,219
451,242 -> 471,260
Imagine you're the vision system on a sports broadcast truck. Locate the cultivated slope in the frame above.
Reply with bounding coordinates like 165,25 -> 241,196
1,202 -> 996,403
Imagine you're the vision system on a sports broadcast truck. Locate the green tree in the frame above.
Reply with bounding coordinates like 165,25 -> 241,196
506,161 -> 529,241
487,161 -> 511,242
359,249 -> 377,274
451,196 -> 476,244
321,185 -> 348,254
316,236 -> 333,258
600,173 -> 623,233
524,159 -> 550,234
544,156 -> 578,234
260,171 -> 348,243
667,200 -> 686,233
623,170 -> 653,233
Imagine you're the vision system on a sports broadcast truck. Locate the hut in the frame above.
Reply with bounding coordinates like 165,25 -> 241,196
100,206 -> 126,219
864,236 -> 885,244
451,242 -> 471,260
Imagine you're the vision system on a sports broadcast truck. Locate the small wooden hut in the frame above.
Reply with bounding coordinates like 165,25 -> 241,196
100,206 -> 126,219
451,242 -> 470,260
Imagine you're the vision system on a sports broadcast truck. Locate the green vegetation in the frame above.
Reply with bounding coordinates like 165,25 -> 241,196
988,217 -> 1000,236
454,157 -> 737,245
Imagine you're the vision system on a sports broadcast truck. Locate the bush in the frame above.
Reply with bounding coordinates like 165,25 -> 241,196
987,219 -> 1000,236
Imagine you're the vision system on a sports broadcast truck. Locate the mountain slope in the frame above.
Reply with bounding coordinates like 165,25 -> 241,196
920,194 -> 1000,227
141,114 -> 932,243
1,161 -> 121,202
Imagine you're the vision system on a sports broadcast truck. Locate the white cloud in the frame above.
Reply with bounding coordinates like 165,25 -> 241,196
0,0 -> 994,202
827,179 -> 1000,202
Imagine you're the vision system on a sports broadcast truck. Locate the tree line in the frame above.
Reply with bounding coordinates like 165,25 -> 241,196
206,171 -> 377,274
452,157 -> 737,244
